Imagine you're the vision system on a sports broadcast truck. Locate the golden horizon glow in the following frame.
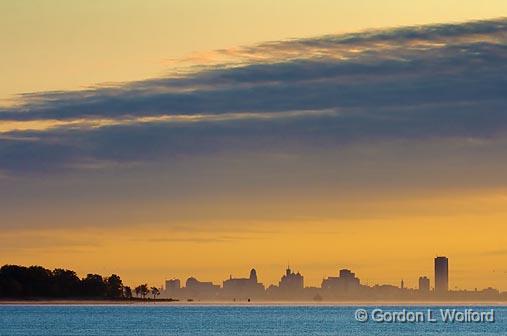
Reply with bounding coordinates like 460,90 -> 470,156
2,187 -> 507,290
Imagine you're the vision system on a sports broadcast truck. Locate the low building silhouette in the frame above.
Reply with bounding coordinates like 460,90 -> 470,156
222,268 -> 265,299
321,269 -> 360,297
165,279 -> 181,290
369,284 -> 401,298
266,266 -> 305,299
185,277 -> 220,299
279,266 -> 304,291
164,278 -> 181,298
418,276 -> 430,294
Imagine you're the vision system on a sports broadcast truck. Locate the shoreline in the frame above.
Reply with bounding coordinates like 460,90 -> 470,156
1,299 -> 506,306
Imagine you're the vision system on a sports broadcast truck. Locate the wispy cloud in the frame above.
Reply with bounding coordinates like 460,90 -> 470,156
138,235 -> 258,244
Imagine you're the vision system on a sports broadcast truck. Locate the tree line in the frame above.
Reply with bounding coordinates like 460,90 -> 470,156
0,264 -> 160,299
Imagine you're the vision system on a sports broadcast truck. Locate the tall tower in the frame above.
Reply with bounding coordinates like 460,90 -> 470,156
434,256 -> 449,295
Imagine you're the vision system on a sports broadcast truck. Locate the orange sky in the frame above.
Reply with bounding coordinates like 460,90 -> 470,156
1,1 -> 507,291
2,174 -> 507,290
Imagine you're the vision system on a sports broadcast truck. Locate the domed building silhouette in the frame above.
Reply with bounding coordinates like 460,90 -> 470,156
222,268 -> 265,299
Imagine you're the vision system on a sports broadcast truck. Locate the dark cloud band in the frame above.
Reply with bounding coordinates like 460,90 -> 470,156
1,18 -> 507,174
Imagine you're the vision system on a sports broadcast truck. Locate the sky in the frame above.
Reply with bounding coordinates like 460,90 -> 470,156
1,1 -> 507,290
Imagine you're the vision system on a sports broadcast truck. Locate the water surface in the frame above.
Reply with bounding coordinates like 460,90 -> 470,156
0,304 -> 504,335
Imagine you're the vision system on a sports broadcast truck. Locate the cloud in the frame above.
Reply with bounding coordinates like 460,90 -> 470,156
482,249 -> 507,256
0,230 -> 101,252
1,18 -> 507,174
137,235 -> 256,244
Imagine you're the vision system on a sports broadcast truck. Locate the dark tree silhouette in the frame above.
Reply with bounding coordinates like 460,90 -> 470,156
134,285 -> 142,298
81,274 -> 107,298
151,287 -> 160,299
26,266 -> 53,297
0,265 -> 28,297
139,284 -> 149,299
124,286 -> 133,299
106,274 -> 124,298
52,269 -> 81,297
0,264 -> 128,300
0,265 -> 52,297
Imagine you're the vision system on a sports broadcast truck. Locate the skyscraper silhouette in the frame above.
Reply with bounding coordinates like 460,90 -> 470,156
434,256 -> 449,295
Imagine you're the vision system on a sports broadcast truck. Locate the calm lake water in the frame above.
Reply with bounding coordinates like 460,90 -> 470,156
0,305 -> 505,335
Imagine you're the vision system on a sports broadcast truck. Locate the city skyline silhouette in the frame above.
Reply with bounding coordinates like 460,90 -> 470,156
160,256 -> 506,301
